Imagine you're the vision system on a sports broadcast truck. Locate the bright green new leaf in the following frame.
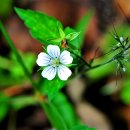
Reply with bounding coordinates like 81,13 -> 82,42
15,7 -> 63,45
64,27 -> 81,50
58,24 -> 65,39
40,78 -> 65,101
66,32 -> 80,41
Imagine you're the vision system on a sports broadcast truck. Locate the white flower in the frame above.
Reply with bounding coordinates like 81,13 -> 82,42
36,45 -> 73,80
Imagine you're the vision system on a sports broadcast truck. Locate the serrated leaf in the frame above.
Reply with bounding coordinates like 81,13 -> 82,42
15,7 -> 63,45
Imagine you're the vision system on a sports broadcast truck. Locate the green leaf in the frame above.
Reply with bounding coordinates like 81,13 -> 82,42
15,7 -> 63,45
75,10 -> 93,47
58,24 -> 65,39
40,78 -> 65,101
71,125 -> 96,130
52,93 -> 80,129
64,27 -> 81,51
42,102 -> 68,130
66,32 -> 80,41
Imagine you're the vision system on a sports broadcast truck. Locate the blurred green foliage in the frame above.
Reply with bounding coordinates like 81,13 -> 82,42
87,58 -> 115,80
120,79 -> 130,104
0,52 -> 36,86
52,92 -> 80,129
75,10 -> 94,47
0,0 -> 13,17
10,95 -> 37,110
10,52 -> 36,78
0,93 -> 9,121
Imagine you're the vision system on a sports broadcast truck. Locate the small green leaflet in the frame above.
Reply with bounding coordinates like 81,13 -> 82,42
64,27 -> 81,50
15,7 -> 63,45
66,31 -> 80,42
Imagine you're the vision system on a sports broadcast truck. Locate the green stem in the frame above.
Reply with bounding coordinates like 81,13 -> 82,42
83,45 -> 130,72
70,49 -> 91,68
0,21 -> 37,89
87,58 -> 114,71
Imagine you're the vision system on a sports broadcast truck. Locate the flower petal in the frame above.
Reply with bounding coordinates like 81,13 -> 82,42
47,45 -> 60,58
60,50 -> 73,65
36,52 -> 51,66
58,65 -> 72,80
41,66 -> 56,80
